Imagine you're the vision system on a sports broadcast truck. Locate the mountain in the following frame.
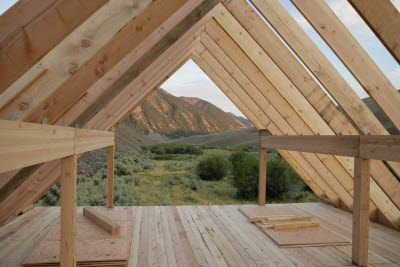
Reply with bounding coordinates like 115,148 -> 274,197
227,112 -> 253,128
123,89 -> 246,139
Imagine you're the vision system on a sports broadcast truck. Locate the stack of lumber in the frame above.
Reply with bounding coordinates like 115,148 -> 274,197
22,207 -> 133,267
257,215 -> 319,230
240,205 -> 350,248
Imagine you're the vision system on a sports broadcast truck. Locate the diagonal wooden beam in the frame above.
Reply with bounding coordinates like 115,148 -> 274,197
191,52 -> 327,201
0,0 -> 108,94
348,0 -> 400,65
0,0 -> 153,121
0,29 -> 198,224
70,0 -> 220,128
23,0 -> 192,125
194,45 -> 345,208
222,0 -> 400,214
290,0 -> 400,132
250,0 -> 400,178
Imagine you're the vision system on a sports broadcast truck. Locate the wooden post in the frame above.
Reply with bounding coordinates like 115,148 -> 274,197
60,155 -> 77,267
107,145 -> 115,208
259,146 -> 267,205
352,158 -> 370,267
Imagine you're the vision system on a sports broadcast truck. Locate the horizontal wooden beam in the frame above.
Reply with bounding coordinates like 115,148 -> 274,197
260,134 -> 400,162
0,120 -> 114,173
83,207 -> 120,235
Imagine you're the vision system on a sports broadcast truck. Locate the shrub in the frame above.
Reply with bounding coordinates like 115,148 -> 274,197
230,154 -> 259,199
197,155 -> 230,180
149,143 -> 203,155
162,199 -> 171,206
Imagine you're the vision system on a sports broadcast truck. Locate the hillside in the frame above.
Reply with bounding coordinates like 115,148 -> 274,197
125,89 -> 246,139
172,127 -> 259,148
227,112 -> 253,128
361,90 -> 399,135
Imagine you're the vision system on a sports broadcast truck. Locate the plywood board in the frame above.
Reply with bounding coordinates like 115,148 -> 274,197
22,207 -> 132,266
239,205 -> 350,248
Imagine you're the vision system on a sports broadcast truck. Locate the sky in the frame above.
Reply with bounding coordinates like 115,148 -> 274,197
1,0 -> 399,118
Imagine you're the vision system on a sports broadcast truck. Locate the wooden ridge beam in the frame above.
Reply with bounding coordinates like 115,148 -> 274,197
0,120 -> 114,174
0,0 -> 153,121
194,46 -> 346,208
249,0 -> 400,178
24,0 -> 192,125
0,0 -> 108,94
348,0 -> 400,65
0,28 -> 198,224
191,52 -> 327,201
290,0 -> 400,132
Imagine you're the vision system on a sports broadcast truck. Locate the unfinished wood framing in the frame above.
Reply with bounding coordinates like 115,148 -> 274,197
1,0 -> 400,265
348,0 -> 400,65
83,207 -> 120,235
60,155 -> 77,267
353,158 -> 371,267
0,120 -> 114,173
107,145 -> 115,209
258,146 -> 267,206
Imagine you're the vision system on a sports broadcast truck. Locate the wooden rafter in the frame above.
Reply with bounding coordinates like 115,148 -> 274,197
191,52 -> 327,201
211,4 -> 400,226
250,0 -> 400,178
23,0 -> 193,125
0,27 -> 199,224
290,0 -> 400,132
220,0 -> 400,213
348,0 -> 400,65
0,0 -> 153,121
0,0 -> 108,94
194,45 -> 347,208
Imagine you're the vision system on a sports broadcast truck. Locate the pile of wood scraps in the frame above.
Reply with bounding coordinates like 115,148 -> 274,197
240,205 -> 350,248
22,207 -> 133,267
257,215 -> 319,230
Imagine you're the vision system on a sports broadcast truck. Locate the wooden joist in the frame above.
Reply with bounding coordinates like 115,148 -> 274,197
261,220 -> 320,230
83,207 -> 120,235
290,0 -> 400,132
258,146 -> 267,206
107,145 -> 115,209
0,120 -> 114,173
348,0 -> 400,65
259,134 -> 400,162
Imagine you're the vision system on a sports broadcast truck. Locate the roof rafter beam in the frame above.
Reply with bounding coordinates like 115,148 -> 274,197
290,0 -> 400,132
348,0 -> 400,65
191,52 -> 327,200
222,0 -> 400,214
249,0 -> 400,177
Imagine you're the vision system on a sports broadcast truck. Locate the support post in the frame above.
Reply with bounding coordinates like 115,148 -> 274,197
107,145 -> 115,208
60,155 -> 77,267
259,146 -> 267,205
352,158 -> 370,267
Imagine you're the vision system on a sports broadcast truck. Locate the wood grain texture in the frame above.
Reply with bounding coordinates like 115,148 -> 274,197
107,145 -> 115,209
258,147 -> 267,205
353,158 -> 370,266
72,0 -> 220,128
60,155 -> 77,267
0,0 -> 152,121
83,207 -> 120,235
348,0 -> 400,65
0,0 -> 108,94
290,0 -> 400,132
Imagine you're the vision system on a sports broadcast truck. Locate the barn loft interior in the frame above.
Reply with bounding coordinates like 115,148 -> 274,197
0,0 -> 400,266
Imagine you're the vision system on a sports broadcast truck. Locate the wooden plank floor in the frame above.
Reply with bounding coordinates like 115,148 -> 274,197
1,203 -> 399,266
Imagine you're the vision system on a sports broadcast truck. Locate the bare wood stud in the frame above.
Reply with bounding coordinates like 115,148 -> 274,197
107,145 -> 115,209
352,158 -> 370,267
259,145 -> 267,205
60,155 -> 77,267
